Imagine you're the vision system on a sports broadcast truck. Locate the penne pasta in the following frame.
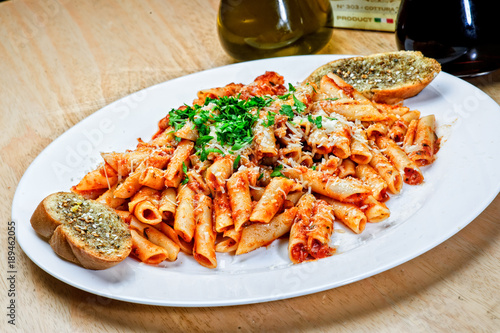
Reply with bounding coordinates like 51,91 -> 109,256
213,190 -> 234,233
306,199 -> 335,259
236,207 -> 298,255
159,187 -> 177,221
369,145 -> 403,195
205,155 -> 234,192
376,136 -> 423,185
130,218 -> 180,261
164,139 -> 194,188
193,194 -> 216,268
321,196 -> 367,234
174,184 -> 196,242
66,68 -> 440,269
405,115 -> 437,166
226,170 -> 253,231
283,166 -> 371,203
250,177 -> 299,223
130,229 -> 168,265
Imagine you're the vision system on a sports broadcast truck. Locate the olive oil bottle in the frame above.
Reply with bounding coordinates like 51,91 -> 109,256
218,0 -> 333,61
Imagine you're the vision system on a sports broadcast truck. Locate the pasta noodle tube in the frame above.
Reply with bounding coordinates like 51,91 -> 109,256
130,230 -> 168,265
350,137 -> 372,164
338,159 -> 356,178
156,222 -> 193,254
114,164 -> 146,199
288,221 -> 309,264
96,184 -> 126,209
362,196 -> 390,223
283,166 -> 371,204
369,147 -> 402,195
321,196 -> 367,234
75,163 -> 118,191
213,191 -> 234,233
226,170 -> 252,232
130,218 -> 180,261
128,187 -> 162,225
407,115 -> 437,167
388,110 -> 420,142
254,112 -> 278,159
329,123 -> 351,159
193,194 -> 217,269
319,73 -> 369,101
250,177 -> 299,223
355,164 -> 389,202
307,127 -> 333,155
164,139 -> 194,188
174,184 -> 196,242
139,166 -> 166,190
215,227 -> 242,253
365,122 -> 388,139
306,200 -> 335,259
376,136 -> 423,185
205,155 -> 234,192
159,188 -> 177,221
175,120 -> 199,141
149,125 -> 177,147
236,207 -> 298,255
288,193 -> 316,264
316,99 -> 387,122
115,210 -> 132,224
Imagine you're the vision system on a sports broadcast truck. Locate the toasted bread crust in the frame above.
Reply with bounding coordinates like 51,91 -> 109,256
49,226 -> 80,265
31,192 -> 132,270
30,192 -> 67,238
305,51 -> 441,104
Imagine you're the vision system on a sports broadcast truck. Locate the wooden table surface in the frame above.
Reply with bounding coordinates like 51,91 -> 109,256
2,1 -> 499,332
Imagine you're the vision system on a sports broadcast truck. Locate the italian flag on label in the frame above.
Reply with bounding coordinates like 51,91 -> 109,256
374,18 -> 394,24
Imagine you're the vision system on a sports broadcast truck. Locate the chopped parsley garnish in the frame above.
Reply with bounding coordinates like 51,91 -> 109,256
324,97 -> 339,101
233,155 -> 241,170
288,83 -> 296,92
270,165 -> 287,178
308,115 -> 323,129
279,104 -> 294,119
168,96 -> 271,161
311,165 -> 317,170
181,162 -> 189,185
263,111 -> 276,127
293,95 -> 306,113
258,172 -> 264,180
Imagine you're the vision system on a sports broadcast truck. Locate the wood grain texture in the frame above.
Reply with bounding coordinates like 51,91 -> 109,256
1,0 -> 499,332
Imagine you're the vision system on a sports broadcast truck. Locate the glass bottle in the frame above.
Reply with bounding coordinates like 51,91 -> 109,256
218,0 -> 333,61
396,0 -> 500,77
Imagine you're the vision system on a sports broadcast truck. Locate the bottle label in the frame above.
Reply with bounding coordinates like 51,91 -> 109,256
331,0 -> 401,32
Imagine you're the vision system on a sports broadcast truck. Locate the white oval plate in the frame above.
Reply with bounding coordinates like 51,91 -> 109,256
13,55 -> 500,307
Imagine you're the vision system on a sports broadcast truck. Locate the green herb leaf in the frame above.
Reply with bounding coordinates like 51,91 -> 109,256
324,97 -> 339,101
258,173 -> 264,180
279,104 -> 294,119
263,111 -> 276,127
293,95 -> 306,113
308,115 -> 323,128
315,115 -> 323,129
181,162 -> 189,185
233,155 -> 241,170
288,83 -> 296,92
270,164 -> 287,178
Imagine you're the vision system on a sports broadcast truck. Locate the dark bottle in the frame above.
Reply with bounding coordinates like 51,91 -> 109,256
396,0 -> 500,76
218,0 -> 333,62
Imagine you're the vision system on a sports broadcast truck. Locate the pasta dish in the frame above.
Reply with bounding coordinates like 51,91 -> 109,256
69,70 -> 438,268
